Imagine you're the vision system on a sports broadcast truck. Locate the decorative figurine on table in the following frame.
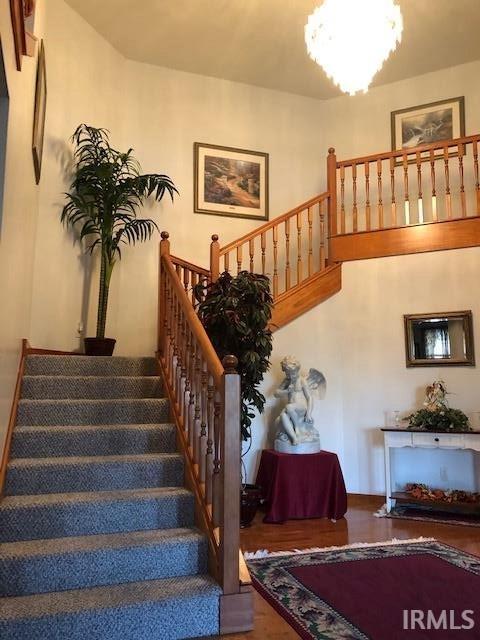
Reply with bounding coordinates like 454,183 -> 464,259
273,356 -> 326,454
404,380 -> 470,432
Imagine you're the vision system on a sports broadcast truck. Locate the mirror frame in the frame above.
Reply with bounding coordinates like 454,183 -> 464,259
404,310 -> 475,368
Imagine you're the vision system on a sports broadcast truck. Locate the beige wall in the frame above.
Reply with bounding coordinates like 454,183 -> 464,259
0,2 -> 46,451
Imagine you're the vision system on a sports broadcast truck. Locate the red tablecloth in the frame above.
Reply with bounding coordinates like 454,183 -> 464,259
255,449 -> 347,523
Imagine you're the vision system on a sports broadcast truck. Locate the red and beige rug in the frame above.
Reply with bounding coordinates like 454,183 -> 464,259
246,538 -> 480,639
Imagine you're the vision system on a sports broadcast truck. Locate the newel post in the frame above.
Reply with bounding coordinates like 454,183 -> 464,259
210,234 -> 220,283
158,231 -> 170,355
327,147 -> 338,243
220,354 -> 241,595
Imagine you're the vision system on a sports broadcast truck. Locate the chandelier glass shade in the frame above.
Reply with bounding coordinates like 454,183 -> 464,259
305,0 -> 403,96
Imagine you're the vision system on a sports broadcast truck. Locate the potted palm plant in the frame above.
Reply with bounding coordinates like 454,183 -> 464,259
194,270 -> 273,526
62,124 -> 177,355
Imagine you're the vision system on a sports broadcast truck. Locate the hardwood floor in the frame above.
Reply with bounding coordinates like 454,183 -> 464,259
226,495 -> 480,639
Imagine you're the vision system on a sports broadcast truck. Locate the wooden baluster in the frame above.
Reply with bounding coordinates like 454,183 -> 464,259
212,395 -> 222,527
236,245 -> 242,274
183,267 -> 189,296
224,251 -> 230,273
210,234 -> 220,283
444,146 -> 452,219
249,239 -> 254,273
458,143 -> 466,217
180,317 -> 188,423
474,140 -> 480,215
164,280 -> 172,377
296,212 -> 303,285
191,271 -> 198,306
284,218 -> 291,290
390,157 -> 397,227
205,376 -> 215,506
403,153 -> 410,225
352,162 -> 358,232
174,305 -> 182,410
272,226 -> 279,299
307,207 -> 313,276
327,148 -> 338,237
198,362 -> 208,483
171,294 -> 179,396
260,233 -> 266,274
319,200 -> 326,270
430,149 -> 437,222
193,349 -> 202,464
159,231 -> 170,355
416,151 -> 424,224
183,329 -> 192,440
187,335 -> 196,449
175,263 -> 181,279
340,165 -> 346,234
377,158 -> 383,229
365,161 -> 371,231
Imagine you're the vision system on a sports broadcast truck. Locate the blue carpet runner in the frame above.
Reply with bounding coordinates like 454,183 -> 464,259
0,355 -> 220,639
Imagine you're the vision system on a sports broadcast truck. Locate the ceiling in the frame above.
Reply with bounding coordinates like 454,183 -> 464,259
64,0 -> 480,100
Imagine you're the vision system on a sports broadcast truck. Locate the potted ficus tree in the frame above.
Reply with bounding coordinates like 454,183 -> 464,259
62,124 -> 177,355
194,270 -> 273,526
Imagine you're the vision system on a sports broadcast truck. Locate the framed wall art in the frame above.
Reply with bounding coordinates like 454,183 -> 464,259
391,96 -> 465,159
32,40 -> 46,184
194,142 -> 269,221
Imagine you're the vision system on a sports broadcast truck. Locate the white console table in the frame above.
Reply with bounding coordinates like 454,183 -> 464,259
382,428 -> 480,513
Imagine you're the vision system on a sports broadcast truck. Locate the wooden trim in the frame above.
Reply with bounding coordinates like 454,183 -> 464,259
337,132 -> 479,168
330,216 -> 480,263
170,254 -> 210,277
270,264 -> 342,331
25,347 -> 77,355
0,339 -> 28,495
9,0 -> 27,71
219,192 -> 329,255
327,148 -> 337,239
220,588 -> 254,635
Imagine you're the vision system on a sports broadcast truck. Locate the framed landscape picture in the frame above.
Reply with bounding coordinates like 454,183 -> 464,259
391,96 -> 465,160
194,143 -> 269,221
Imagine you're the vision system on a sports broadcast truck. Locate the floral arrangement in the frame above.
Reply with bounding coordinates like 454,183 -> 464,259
404,380 -> 471,432
406,483 -> 480,505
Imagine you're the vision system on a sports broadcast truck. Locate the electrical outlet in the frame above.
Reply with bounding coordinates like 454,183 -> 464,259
440,466 -> 448,482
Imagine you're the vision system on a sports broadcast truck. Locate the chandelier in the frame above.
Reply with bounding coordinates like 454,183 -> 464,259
305,0 -> 403,96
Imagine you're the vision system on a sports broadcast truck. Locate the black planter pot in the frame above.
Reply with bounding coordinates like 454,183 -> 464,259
84,337 -> 116,356
240,484 -> 263,528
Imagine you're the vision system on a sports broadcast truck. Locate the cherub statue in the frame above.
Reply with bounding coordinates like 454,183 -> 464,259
273,356 -> 326,454
424,380 -> 448,412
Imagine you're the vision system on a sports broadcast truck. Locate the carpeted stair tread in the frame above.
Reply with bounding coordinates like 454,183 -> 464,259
24,355 -> 159,377
11,423 -> 177,458
17,398 -> 170,426
0,574 -> 221,639
0,487 -> 195,542
21,375 -> 163,399
6,453 -> 184,495
0,528 -> 207,596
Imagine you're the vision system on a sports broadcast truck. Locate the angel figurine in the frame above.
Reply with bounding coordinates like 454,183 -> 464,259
424,380 -> 448,412
273,356 -> 326,454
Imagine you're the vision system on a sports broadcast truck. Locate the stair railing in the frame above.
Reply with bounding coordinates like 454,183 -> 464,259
333,133 -> 480,235
210,190 -> 331,299
157,232 -> 241,597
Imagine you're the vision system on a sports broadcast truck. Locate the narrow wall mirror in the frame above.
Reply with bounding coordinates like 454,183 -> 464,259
404,311 -> 475,367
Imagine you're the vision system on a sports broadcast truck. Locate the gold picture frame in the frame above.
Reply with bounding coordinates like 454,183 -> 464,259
9,0 -> 26,71
391,96 -> 465,164
32,40 -> 46,184
194,142 -> 269,221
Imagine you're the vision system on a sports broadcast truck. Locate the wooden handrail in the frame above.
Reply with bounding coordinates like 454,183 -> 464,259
171,255 -> 210,277
337,134 -> 480,168
157,233 -> 243,608
219,192 -> 329,255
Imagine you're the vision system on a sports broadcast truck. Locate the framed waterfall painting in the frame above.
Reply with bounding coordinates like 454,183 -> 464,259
391,96 -> 465,161
194,142 -> 269,221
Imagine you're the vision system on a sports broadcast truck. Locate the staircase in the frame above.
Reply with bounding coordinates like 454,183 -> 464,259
0,355 -> 221,640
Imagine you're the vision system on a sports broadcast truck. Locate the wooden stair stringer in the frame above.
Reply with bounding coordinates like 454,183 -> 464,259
270,263 -> 342,331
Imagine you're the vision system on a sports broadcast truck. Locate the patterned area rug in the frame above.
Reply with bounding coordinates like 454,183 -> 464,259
246,539 -> 480,639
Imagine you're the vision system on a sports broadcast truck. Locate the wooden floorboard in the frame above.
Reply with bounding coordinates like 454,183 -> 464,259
223,495 -> 480,639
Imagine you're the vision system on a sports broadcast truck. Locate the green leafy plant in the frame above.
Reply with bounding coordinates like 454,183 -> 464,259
61,124 -> 177,339
194,271 -> 273,441
404,407 -> 470,432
